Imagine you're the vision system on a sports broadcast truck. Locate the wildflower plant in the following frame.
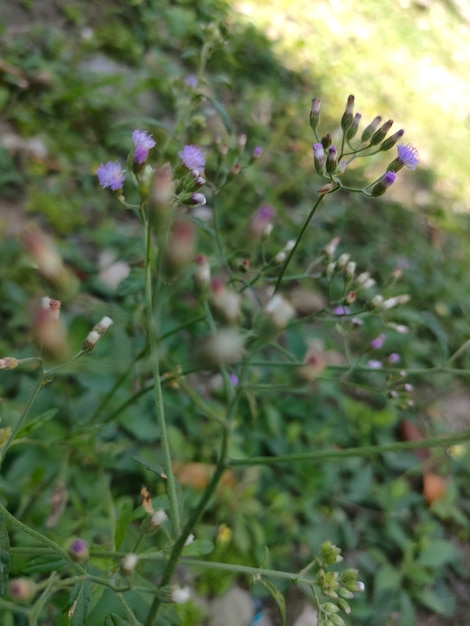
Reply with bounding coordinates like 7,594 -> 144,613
1,73 -> 470,626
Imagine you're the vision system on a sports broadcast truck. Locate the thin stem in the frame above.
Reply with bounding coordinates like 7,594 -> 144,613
144,424 -> 231,625
229,428 -> 470,467
0,374 -> 44,466
273,194 -> 326,294
142,213 -> 180,538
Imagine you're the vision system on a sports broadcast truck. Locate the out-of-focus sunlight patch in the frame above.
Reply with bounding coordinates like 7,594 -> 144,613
234,0 -> 470,210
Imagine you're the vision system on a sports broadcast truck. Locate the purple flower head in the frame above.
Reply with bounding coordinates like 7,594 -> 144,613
179,145 -> 206,171
388,353 -> 401,364
97,161 -> 126,191
184,74 -> 198,88
396,144 -> 420,171
252,146 -> 263,159
333,305 -> 350,316
70,539 -> 89,561
229,374 -> 239,386
367,359 -> 383,369
132,129 -> 156,165
371,333 -> 386,350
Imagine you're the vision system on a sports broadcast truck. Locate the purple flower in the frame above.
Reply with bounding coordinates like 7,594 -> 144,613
396,144 -> 420,170
229,374 -> 239,386
388,353 -> 401,364
371,333 -> 386,349
367,359 -> 383,369
179,145 -> 206,170
333,305 -> 351,316
97,161 -> 126,191
132,129 -> 156,164
70,539 -> 89,562
184,74 -> 198,88
252,146 -> 263,159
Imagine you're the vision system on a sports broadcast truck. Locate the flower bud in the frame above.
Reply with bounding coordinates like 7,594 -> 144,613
149,163 -> 175,229
194,254 -> 211,289
201,328 -> 245,365
337,253 -> 350,268
317,183 -> 335,195
0,356 -> 19,370
370,171 -> 396,197
246,205 -> 275,241
151,509 -> 168,528
321,133 -> 332,149
326,146 -> 337,174
164,220 -> 197,276
379,129 -> 404,152
120,553 -> 138,576
210,278 -> 241,324
171,586 -> 191,604
70,539 -> 89,562
9,578 -> 37,602
369,119 -> 393,146
250,146 -> 263,161
340,94 -> 355,132
312,143 -> 325,175
361,116 -> 381,143
265,294 -> 296,329
323,236 -> 340,258
309,97 -> 321,131
346,113 -> 362,140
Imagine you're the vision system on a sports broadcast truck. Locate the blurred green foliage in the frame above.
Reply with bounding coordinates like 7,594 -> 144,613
1,1 -> 470,625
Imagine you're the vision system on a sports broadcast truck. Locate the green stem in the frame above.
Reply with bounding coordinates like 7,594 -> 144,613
273,194 -> 326,294
0,374 -> 44,467
229,429 -> 470,467
142,214 -> 180,538
145,423 -> 231,626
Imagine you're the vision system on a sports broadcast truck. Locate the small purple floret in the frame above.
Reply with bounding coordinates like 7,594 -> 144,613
388,353 -> 401,364
396,144 -> 420,171
97,162 -> 126,191
371,333 -> 385,349
132,129 -> 156,164
179,145 -> 206,170
383,171 -> 396,187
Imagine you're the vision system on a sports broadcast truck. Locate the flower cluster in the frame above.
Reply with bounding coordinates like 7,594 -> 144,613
310,95 -> 419,197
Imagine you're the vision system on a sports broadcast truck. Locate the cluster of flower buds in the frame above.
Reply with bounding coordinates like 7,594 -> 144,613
310,95 -> 419,197
246,204 -> 275,242
82,316 -> 113,353
387,374 -> 414,409
312,542 -> 364,625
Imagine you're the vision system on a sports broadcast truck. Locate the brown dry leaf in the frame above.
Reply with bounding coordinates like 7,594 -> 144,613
423,472 -> 447,504
140,485 -> 154,514
173,462 -> 236,491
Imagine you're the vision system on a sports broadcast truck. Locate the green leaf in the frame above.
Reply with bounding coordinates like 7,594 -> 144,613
420,312 -> 449,360
415,586 -> 455,616
133,457 -> 166,478
0,513 -> 10,596
17,408 -> 58,437
182,539 -> 214,557
68,580 -> 91,626
205,95 -> 232,134
374,564 -> 402,593
114,498 -> 134,551
417,539 -> 456,568
255,577 -> 286,626
104,615 -> 132,626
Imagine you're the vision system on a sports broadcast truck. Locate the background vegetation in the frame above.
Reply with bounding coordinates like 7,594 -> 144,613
1,0 -> 470,624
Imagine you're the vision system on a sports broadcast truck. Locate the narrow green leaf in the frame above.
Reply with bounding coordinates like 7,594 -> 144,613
17,408 -> 58,437
256,577 -> 286,626
104,614 -> 132,626
0,513 -> 10,596
68,580 -> 91,626
133,457 -> 165,478
205,95 -> 232,134
420,312 -> 449,360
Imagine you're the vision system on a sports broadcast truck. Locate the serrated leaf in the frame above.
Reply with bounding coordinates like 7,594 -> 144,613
255,577 -> 286,626
68,580 -> 91,626
205,95 -> 232,134
0,513 -> 10,596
